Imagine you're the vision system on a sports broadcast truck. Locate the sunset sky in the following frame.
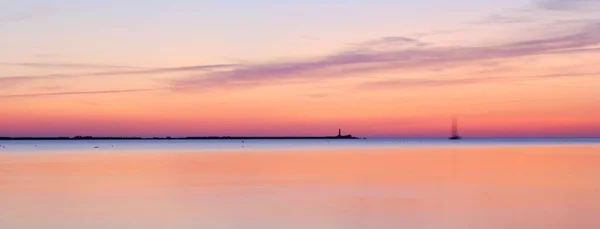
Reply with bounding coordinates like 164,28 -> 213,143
1,0 -> 600,137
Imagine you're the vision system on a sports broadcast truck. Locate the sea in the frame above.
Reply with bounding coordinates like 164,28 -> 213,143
1,138 -> 599,228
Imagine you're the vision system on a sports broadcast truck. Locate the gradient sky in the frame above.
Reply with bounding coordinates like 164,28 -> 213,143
1,0 -> 600,137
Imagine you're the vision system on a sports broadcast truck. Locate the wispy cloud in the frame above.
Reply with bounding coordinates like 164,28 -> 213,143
0,64 -> 237,88
412,29 -> 468,37
171,22 -> 600,90
1,62 -> 143,70
0,12 -> 35,25
36,86 -> 63,91
536,0 -> 600,11
86,64 -> 238,76
0,2 -> 60,25
351,36 -> 429,49
472,14 -> 536,25
358,72 -> 600,89
0,88 -> 162,99
359,77 -> 503,90
0,74 -> 69,88
470,0 -> 599,26
34,53 -> 67,59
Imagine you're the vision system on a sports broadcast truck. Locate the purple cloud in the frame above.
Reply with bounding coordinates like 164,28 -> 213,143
172,23 -> 600,90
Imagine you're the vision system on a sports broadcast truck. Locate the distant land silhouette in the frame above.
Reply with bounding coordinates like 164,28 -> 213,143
0,129 -> 361,140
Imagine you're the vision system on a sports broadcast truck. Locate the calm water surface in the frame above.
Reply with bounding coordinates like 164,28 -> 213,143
1,139 -> 599,228
0,138 -> 598,153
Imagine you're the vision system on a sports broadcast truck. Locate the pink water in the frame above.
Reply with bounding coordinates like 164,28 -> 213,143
1,145 -> 599,228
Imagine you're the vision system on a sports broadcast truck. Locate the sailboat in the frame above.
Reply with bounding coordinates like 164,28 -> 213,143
449,117 -> 462,140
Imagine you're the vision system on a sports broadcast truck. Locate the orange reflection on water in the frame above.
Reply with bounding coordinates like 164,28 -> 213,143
1,145 -> 600,228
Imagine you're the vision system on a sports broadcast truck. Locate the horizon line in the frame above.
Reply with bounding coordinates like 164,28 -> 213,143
0,135 -> 599,139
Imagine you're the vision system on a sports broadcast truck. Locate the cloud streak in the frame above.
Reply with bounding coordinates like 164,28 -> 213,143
172,22 -> 600,90
0,64 -> 237,88
536,0 -> 600,11
0,74 -> 69,89
1,62 -> 144,70
351,36 -> 429,49
359,72 -> 600,89
0,88 -> 162,99
359,77 -> 503,89
0,63 -> 142,69
472,14 -> 536,25
0,2 -> 59,25
86,64 -> 238,76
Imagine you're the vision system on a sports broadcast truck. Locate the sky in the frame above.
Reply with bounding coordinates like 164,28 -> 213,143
1,0 -> 600,137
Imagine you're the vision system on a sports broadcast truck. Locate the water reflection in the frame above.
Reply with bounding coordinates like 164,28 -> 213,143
1,145 -> 599,228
